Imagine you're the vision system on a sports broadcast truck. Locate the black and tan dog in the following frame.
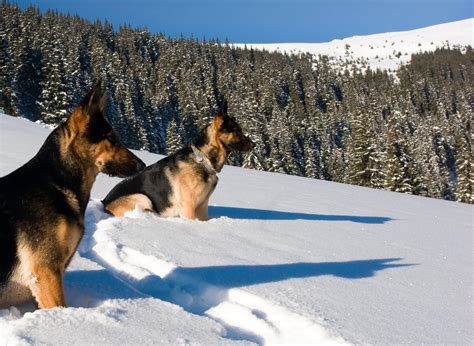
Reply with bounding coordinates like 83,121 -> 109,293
102,101 -> 254,220
0,82 -> 145,309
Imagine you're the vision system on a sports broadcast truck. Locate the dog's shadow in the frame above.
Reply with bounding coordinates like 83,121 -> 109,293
209,206 -> 393,224
5,258 -> 412,322
64,258 -> 413,313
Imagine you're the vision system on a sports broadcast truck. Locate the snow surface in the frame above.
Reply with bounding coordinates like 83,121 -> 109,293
234,19 -> 474,71
0,113 -> 473,345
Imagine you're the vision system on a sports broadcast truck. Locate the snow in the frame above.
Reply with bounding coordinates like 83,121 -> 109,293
234,18 -> 474,71
0,113 -> 473,344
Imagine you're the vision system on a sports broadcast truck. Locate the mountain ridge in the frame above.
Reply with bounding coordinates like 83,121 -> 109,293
234,18 -> 473,71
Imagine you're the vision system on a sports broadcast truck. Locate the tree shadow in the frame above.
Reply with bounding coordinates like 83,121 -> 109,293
209,206 -> 393,224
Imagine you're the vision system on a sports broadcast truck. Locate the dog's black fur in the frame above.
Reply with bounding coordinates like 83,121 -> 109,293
102,101 -> 254,220
0,82 -> 145,309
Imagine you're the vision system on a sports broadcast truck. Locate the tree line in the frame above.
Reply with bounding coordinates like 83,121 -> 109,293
0,2 -> 472,203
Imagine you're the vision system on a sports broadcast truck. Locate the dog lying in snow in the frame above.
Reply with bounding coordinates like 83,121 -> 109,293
102,101 -> 254,220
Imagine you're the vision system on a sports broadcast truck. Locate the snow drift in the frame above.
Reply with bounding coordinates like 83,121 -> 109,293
0,113 -> 472,344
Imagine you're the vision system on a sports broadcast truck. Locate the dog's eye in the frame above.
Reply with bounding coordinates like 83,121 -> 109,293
228,124 -> 238,132
109,136 -> 119,145
104,132 -> 119,145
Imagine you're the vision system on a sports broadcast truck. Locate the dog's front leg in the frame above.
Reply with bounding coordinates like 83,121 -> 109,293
196,199 -> 209,221
178,181 -> 199,219
30,266 -> 66,309
180,205 -> 197,219
179,193 -> 198,220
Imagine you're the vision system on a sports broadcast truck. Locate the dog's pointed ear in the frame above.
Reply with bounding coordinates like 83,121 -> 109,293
211,98 -> 228,130
79,79 -> 107,118
211,99 -> 227,130
219,98 -> 228,117
68,80 -> 108,133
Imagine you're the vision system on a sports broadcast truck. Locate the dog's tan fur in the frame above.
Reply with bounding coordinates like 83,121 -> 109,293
105,193 -> 154,217
169,162 -> 217,220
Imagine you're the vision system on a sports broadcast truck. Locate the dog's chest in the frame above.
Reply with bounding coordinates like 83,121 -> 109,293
208,174 -> 218,190
54,219 -> 85,266
202,174 -> 218,199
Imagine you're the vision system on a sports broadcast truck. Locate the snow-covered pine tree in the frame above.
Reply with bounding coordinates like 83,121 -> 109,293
384,110 -> 413,194
348,108 -> 386,189
37,17 -> 69,123
0,24 -> 14,115
453,129 -> 472,203
165,118 -> 182,155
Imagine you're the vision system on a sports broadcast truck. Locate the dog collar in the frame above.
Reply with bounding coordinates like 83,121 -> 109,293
191,145 -> 217,175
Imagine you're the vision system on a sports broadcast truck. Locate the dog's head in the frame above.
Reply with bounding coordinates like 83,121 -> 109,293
211,100 -> 255,152
67,81 -> 146,178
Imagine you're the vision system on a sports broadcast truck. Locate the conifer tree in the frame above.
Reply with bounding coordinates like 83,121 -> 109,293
0,30 -> 14,115
453,131 -> 472,203
166,118 -> 182,155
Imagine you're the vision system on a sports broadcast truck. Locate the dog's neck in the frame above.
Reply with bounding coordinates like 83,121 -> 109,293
190,145 -> 218,175
192,126 -> 229,173
40,124 -> 98,213
192,142 -> 228,174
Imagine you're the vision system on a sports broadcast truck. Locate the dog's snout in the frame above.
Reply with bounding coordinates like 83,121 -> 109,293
243,136 -> 255,151
128,152 -> 146,174
103,149 -> 146,178
136,158 -> 146,172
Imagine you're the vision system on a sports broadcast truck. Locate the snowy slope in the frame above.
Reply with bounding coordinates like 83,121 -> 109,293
0,114 -> 472,345
234,19 -> 474,71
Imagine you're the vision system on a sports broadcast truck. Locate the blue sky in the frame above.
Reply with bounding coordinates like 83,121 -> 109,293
15,0 -> 473,43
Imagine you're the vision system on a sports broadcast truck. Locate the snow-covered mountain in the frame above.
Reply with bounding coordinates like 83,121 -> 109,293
0,113 -> 472,344
234,19 -> 473,71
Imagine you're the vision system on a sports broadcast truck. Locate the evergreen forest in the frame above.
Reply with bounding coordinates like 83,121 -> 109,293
0,2 -> 472,203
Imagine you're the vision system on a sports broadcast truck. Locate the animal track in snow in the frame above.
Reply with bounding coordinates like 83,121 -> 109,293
79,200 -> 345,345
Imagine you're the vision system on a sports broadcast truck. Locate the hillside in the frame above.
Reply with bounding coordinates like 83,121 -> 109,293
1,2 -> 472,204
236,19 -> 474,71
0,114 -> 472,344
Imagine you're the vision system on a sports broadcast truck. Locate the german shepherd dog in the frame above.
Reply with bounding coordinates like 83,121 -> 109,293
0,82 -> 146,309
102,101 -> 254,220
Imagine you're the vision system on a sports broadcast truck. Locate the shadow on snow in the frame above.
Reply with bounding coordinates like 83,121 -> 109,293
65,258 -> 413,313
171,258 -> 412,288
64,257 -> 413,343
209,206 -> 393,224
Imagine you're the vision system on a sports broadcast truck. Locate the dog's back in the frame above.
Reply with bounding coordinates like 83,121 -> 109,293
0,128 -> 80,307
